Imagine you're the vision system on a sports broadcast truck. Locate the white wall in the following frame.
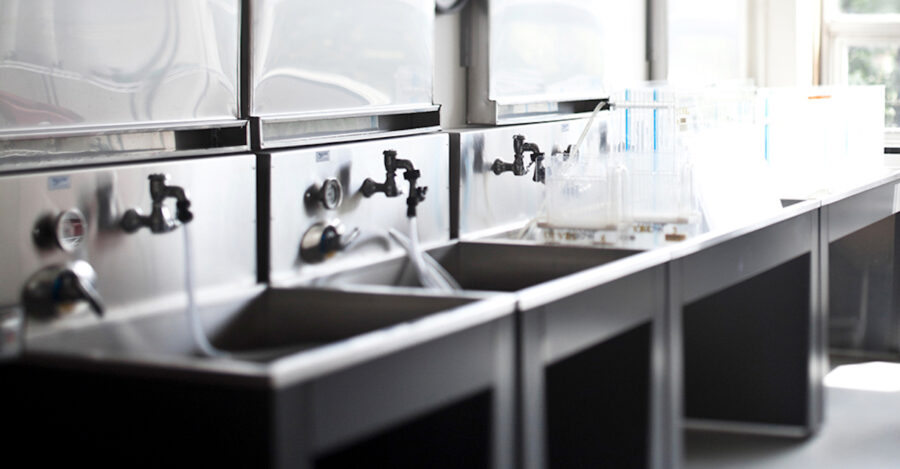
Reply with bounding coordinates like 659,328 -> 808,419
752,0 -> 817,87
434,12 -> 468,128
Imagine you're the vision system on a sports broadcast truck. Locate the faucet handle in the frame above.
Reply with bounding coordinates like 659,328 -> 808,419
300,221 -> 361,263
21,260 -> 104,320
66,263 -> 104,318
176,199 -> 193,224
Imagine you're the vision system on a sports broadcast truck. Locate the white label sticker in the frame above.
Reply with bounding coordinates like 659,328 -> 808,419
47,175 -> 70,191
893,183 -> 900,215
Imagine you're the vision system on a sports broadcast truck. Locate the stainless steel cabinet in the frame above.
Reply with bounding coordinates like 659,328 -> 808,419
246,0 -> 439,148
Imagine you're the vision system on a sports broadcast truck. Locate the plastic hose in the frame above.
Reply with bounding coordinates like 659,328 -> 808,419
182,225 -> 225,358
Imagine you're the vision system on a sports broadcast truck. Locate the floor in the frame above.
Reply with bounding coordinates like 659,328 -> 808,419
686,359 -> 900,469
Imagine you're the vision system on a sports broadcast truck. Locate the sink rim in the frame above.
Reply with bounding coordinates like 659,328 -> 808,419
21,285 -> 517,389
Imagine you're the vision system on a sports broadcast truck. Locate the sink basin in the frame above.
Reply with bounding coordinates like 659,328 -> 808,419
9,286 -> 518,468
26,286 -> 498,372
313,241 -> 640,292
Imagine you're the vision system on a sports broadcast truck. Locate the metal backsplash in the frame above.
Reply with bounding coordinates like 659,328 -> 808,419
262,133 -> 451,286
451,117 -> 605,239
0,0 -> 245,166
466,0 -> 646,124
245,0 -> 439,149
0,154 -> 257,333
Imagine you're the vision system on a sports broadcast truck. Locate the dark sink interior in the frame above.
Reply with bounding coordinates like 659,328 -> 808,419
317,242 -> 640,292
211,288 -> 474,359
26,287 -> 477,363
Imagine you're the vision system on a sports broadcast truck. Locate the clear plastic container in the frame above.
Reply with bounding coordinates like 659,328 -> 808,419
544,153 -> 627,230
608,86 -> 701,223
759,86 -> 885,199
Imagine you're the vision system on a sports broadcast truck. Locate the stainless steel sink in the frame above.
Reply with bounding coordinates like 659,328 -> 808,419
11,286 -> 518,468
312,241 -> 640,292
26,286 -> 500,374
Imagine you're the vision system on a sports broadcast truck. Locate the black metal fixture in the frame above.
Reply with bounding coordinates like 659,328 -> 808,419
121,174 -> 193,234
306,178 -> 344,210
491,134 -> 546,184
361,150 -> 428,217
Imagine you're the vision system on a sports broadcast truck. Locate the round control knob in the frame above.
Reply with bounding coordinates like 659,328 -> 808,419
307,178 -> 343,210
33,208 -> 87,253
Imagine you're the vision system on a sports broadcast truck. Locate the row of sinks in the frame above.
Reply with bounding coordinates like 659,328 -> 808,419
14,236 -> 649,467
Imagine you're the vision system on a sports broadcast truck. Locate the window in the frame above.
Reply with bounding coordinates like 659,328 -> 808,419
667,0 -> 749,85
823,0 -> 900,147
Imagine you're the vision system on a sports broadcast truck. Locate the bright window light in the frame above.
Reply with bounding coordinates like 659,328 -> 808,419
825,361 -> 900,392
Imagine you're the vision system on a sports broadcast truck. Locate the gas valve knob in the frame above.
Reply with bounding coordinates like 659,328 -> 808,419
306,178 -> 344,210
32,209 -> 88,253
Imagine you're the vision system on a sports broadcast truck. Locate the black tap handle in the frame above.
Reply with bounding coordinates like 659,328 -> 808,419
492,159 -> 513,175
176,200 -> 193,224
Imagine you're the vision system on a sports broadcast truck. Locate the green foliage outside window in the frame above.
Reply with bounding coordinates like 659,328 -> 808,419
848,46 -> 900,127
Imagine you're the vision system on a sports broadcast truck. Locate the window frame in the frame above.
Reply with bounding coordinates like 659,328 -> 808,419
822,1 -> 900,148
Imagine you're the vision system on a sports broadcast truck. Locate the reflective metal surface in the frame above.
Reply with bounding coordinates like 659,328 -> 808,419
246,0 -> 437,147
24,287 -> 507,382
20,286 -> 517,466
451,118 -> 603,239
0,305 -> 23,359
0,154 -> 257,337
670,200 -> 825,442
820,171 -> 900,357
0,121 -> 249,172
0,0 -> 240,134
466,0 -> 646,124
263,133 -> 451,285
310,240 -> 639,292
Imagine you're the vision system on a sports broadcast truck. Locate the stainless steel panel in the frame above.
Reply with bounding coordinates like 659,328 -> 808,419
0,120 -> 249,172
246,0 -> 434,118
466,0 -> 646,124
672,204 -> 824,437
0,154 -> 257,333
20,287 -> 517,467
309,320 -> 498,453
679,211 -> 817,305
308,241 -> 638,293
824,174 -> 900,242
541,266 -> 662,364
264,133 -> 450,285
0,0 -> 240,135
451,117 -> 604,239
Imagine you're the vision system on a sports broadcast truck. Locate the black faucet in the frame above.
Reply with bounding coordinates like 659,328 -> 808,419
361,150 -> 428,218
491,134 -> 546,184
121,174 -> 193,234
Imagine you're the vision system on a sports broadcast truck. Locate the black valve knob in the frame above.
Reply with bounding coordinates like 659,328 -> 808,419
307,178 -> 344,210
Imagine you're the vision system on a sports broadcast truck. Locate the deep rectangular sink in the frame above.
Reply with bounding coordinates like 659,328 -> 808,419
313,241 -> 640,292
26,286 -> 491,371
11,286 -> 517,468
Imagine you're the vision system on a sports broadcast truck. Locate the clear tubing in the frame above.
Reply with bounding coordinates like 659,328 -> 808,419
388,220 -> 461,291
569,100 -> 606,158
182,225 -> 225,358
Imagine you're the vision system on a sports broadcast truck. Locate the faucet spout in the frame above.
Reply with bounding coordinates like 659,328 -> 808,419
361,150 -> 428,217
491,135 -> 545,183
122,174 -> 193,234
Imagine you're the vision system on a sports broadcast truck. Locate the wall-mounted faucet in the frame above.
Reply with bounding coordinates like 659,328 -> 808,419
21,260 -> 104,319
360,150 -> 428,217
491,134 -> 546,184
121,174 -> 193,234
